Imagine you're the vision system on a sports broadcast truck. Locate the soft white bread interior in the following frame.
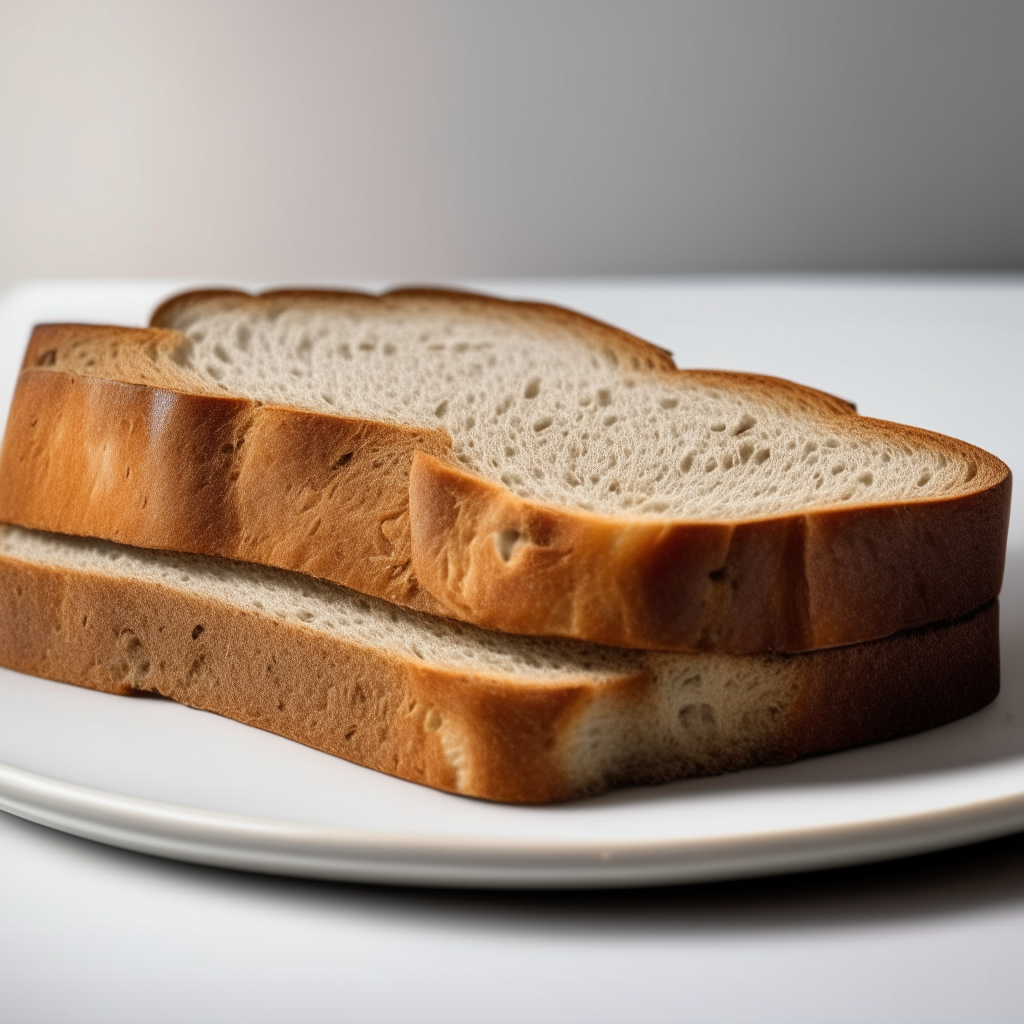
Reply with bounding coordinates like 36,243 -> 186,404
0,289 -> 1009,653
0,525 -> 999,804
155,292 -> 964,519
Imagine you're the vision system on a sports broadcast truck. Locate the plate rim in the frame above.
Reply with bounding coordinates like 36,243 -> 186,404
5,756 -> 1024,888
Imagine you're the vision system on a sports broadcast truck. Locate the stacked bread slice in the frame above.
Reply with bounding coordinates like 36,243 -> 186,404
0,289 -> 1011,801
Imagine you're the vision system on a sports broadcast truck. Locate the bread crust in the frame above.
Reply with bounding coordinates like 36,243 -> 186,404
0,360 -> 450,615
0,290 -> 1011,653
409,449 -> 1010,652
0,540 -> 1000,803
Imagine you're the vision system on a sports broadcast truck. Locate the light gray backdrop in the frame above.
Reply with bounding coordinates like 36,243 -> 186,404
0,0 -> 1021,290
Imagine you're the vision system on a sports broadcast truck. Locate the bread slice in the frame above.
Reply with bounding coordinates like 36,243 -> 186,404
0,525 -> 999,803
0,288 -> 1009,654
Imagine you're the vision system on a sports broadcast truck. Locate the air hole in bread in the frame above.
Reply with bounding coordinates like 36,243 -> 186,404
495,528 -> 522,562
679,703 -> 716,728
731,414 -> 756,436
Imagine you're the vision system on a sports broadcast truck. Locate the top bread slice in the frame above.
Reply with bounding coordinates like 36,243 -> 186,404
0,287 -> 1010,654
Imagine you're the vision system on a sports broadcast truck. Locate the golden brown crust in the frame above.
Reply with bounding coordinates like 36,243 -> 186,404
409,451 -> 1010,653
0,291 -> 1012,654
151,285 -> 682,373
0,541 -> 999,803
0,360 -> 452,614
0,541 -> 643,803
776,600 -> 1001,761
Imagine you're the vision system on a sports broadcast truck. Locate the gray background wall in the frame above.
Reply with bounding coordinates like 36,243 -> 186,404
0,0 -> 1020,290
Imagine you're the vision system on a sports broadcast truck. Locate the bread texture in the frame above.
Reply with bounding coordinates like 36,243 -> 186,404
0,525 -> 1000,804
0,288 -> 1010,653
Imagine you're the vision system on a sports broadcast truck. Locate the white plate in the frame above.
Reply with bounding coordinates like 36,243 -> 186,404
0,279 -> 1022,889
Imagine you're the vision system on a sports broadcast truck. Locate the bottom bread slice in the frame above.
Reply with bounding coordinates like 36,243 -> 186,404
0,525 -> 1000,804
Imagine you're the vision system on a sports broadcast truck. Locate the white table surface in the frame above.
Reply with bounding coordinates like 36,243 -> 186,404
2,277 -> 1023,1023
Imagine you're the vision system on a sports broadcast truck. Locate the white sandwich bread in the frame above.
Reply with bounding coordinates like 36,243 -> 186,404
0,526 -> 1000,804
0,288 -> 1010,655
0,288 -> 1007,655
